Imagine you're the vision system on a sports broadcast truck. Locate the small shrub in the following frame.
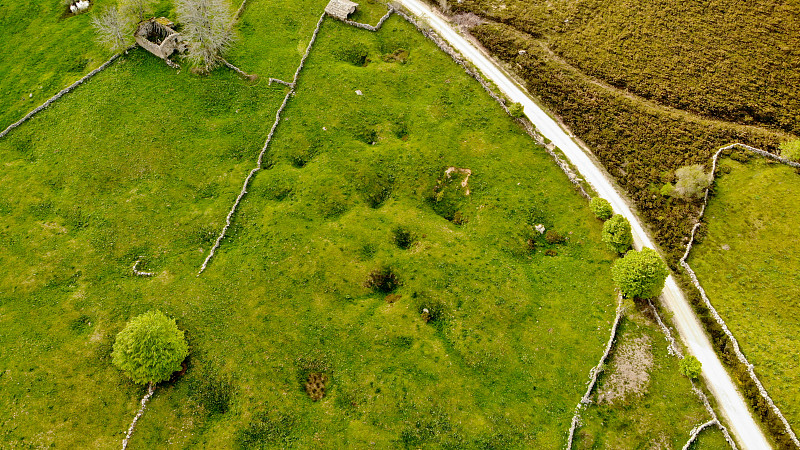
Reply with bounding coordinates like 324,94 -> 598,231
337,42 -> 370,66
679,355 -> 702,379
393,226 -> 415,249
544,249 -> 558,256
602,214 -> 633,254
416,297 -> 448,325
354,127 -> 378,145
779,139 -> 800,162
69,315 -> 92,334
673,164 -> 712,199
545,230 -> 566,244
237,413 -> 297,448
365,266 -> 400,293
382,48 -> 409,63
508,102 -> 524,118
589,197 -> 613,220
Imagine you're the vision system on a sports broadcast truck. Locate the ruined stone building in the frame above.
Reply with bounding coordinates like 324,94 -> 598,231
325,0 -> 359,20
134,18 -> 186,63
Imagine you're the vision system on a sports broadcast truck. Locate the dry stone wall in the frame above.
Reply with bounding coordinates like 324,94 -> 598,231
565,295 -> 623,449
0,48 -> 132,139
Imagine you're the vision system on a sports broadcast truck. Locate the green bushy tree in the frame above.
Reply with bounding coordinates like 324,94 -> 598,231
590,197 -> 613,220
611,247 -> 669,299
602,214 -> 633,254
679,355 -> 702,379
112,310 -> 189,384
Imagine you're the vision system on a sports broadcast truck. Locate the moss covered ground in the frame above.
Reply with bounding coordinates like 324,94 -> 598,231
688,155 -> 800,430
1,0 -> 716,447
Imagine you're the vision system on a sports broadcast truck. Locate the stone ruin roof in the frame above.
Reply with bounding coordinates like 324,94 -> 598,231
325,0 -> 358,20
134,18 -> 186,62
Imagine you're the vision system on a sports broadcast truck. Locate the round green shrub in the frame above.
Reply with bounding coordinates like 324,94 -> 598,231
780,139 -> 800,162
590,197 -> 613,220
602,214 -> 633,254
611,247 -> 669,299
679,355 -> 702,379
508,102 -> 525,118
111,310 -> 189,385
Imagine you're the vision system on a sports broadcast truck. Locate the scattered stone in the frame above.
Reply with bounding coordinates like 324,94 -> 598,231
535,224 -> 546,234
721,244 -> 730,251
355,90 -> 363,96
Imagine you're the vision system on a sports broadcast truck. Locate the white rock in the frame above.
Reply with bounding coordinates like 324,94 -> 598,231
355,90 -> 363,96
535,224 -> 546,234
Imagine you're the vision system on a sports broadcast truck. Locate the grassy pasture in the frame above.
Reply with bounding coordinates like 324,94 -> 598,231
688,156 -> 800,429
0,0 -> 716,448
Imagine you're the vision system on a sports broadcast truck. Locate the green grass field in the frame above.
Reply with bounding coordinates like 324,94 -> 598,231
688,156 -> 800,429
0,0 -> 718,447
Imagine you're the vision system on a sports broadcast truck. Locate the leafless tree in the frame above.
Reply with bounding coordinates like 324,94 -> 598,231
176,0 -> 236,72
121,0 -> 156,21
92,6 -> 135,52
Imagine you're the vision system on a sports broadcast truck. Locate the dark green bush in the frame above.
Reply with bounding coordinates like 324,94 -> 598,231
237,413 -> 297,448
189,370 -> 234,415
336,42 -> 370,66
393,226 -> 415,249
365,266 -> 400,293
545,230 -> 566,244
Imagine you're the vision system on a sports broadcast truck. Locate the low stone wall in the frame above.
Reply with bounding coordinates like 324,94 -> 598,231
680,143 -> 800,448
565,295 -> 623,449
681,419 -> 719,450
338,8 -> 395,31
0,48 -> 132,140
199,12 -> 327,273
647,299 -> 738,449
121,383 -> 155,450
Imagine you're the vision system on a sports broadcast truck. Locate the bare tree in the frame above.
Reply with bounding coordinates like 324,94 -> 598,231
121,0 -> 156,22
176,0 -> 236,72
92,6 -> 135,52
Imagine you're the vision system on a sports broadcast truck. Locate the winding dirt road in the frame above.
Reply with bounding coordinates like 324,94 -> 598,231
393,0 -> 772,448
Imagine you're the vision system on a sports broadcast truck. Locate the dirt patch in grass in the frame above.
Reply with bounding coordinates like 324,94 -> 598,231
597,333 -> 653,404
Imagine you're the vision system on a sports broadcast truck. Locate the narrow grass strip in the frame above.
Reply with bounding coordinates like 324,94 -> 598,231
393,7 -> 591,199
681,420 -> 719,450
565,294 -> 623,449
121,383 -> 155,450
198,12 -> 327,274
648,299 -> 738,449
0,48 -> 132,140
680,143 -> 800,448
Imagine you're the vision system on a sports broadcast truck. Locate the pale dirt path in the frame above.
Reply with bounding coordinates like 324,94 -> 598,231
393,0 -> 771,448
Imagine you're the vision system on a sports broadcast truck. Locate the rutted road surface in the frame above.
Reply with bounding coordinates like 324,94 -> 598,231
393,0 -> 771,448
